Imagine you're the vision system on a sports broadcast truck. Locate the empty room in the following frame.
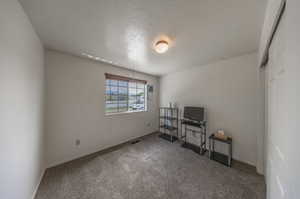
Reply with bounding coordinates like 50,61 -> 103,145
1,0 -> 299,199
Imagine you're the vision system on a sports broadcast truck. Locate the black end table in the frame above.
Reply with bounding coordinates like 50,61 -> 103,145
208,134 -> 232,167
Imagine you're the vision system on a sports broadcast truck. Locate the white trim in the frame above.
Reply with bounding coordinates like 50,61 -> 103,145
31,168 -> 46,199
46,131 -> 156,169
105,110 -> 147,116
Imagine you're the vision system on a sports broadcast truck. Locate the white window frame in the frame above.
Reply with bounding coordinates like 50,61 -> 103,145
105,74 -> 147,115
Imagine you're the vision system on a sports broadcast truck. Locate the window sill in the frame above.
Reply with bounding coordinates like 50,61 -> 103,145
105,110 -> 147,116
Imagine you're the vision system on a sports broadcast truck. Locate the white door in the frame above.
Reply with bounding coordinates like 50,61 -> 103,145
265,12 -> 288,199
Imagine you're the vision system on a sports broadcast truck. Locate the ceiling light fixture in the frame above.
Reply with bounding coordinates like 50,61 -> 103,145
155,40 -> 169,54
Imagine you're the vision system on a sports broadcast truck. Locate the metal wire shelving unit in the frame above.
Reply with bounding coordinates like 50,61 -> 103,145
158,107 -> 179,142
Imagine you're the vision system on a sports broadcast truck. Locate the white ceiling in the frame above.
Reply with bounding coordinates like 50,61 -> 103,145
19,0 -> 266,76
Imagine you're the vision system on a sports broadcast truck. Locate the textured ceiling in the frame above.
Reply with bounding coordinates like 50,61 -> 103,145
19,0 -> 266,76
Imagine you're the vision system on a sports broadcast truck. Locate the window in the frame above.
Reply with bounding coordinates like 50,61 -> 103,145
105,73 -> 147,114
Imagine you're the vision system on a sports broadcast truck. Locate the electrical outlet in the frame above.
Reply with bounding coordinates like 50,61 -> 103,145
75,139 -> 80,146
147,122 -> 151,127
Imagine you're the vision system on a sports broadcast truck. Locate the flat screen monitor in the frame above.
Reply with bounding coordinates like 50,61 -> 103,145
184,107 -> 204,122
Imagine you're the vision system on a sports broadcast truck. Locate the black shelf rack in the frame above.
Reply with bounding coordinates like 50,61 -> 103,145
159,107 -> 179,142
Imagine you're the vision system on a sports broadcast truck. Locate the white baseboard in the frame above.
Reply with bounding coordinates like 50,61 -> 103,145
31,168 -> 46,199
46,131 -> 157,169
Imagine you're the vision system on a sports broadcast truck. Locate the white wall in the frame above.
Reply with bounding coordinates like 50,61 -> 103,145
258,0 -> 285,66
285,1 -> 300,197
265,10 -> 286,199
45,50 -> 159,167
262,0 -> 300,198
160,53 -> 261,166
0,1 -> 45,199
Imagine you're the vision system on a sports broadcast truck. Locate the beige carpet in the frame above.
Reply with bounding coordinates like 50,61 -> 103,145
35,134 -> 265,199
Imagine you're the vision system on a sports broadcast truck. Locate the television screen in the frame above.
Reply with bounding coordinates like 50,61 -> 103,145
184,107 -> 204,122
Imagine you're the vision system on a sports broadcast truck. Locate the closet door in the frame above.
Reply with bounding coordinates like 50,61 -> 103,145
266,12 -> 288,199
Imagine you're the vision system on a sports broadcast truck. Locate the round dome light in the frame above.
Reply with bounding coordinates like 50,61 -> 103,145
155,40 -> 169,54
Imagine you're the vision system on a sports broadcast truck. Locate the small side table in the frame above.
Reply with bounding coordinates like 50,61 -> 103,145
209,134 -> 232,167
